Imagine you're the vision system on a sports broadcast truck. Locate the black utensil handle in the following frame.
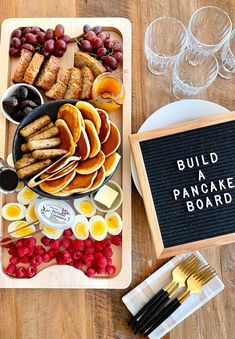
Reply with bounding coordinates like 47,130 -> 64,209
128,289 -> 168,326
143,299 -> 181,337
134,292 -> 170,334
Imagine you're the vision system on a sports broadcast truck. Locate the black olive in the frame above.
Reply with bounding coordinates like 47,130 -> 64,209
27,90 -> 41,105
18,86 -> 28,100
23,107 -> 33,117
12,110 -> 24,122
20,100 -> 38,109
3,97 -> 19,114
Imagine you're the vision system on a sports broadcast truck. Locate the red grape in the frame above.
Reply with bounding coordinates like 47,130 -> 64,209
21,37 -> 26,44
21,43 -> 35,52
104,39 -> 114,49
54,24 -> 64,38
104,55 -> 118,69
44,39 -> 55,53
113,41 -> 122,52
12,29 -> 22,39
92,26 -> 102,34
98,31 -> 109,41
114,51 -> 123,63
104,65 -> 112,72
37,31 -> 45,44
54,49 -> 64,57
25,33 -> 37,45
22,27 -> 31,36
86,31 -> 96,42
83,24 -> 91,34
44,28 -> 54,41
9,47 -> 20,57
81,39 -> 92,52
55,39 -> 67,51
92,37 -> 103,50
31,26 -> 41,35
60,34 -> 70,44
41,48 -> 51,59
97,47 -> 107,57
12,37 -> 21,48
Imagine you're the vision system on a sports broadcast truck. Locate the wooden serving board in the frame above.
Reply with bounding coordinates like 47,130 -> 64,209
0,17 -> 132,288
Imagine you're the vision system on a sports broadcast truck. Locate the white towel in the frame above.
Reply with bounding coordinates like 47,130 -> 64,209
122,251 -> 224,339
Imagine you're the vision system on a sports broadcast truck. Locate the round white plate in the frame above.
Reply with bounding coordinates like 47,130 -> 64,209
131,99 -> 229,196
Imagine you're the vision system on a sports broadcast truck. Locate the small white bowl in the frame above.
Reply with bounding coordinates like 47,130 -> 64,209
0,83 -> 44,125
91,180 -> 123,212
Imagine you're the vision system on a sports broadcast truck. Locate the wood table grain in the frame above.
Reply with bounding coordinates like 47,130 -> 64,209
0,0 -> 234,338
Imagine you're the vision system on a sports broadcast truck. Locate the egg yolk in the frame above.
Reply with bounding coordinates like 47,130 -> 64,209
107,216 -> 119,229
6,205 -> 20,218
43,226 -> 60,235
91,221 -> 106,235
80,200 -> 93,215
15,222 -> 34,236
75,222 -> 87,237
29,206 -> 38,221
23,187 -> 37,201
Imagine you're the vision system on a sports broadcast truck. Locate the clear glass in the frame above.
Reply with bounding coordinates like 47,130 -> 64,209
188,6 -> 232,55
172,49 -> 218,100
144,17 -> 188,75
219,30 -> 235,79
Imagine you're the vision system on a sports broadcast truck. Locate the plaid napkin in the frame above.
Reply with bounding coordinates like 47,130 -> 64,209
122,251 -> 224,339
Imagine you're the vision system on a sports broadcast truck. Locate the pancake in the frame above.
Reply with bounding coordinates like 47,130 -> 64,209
57,103 -> 82,143
97,109 -> 111,143
63,171 -> 97,193
82,166 -> 106,193
41,161 -> 78,181
39,170 -> 76,194
84,119 -> 101,158
76,150 -> 105,174
46,155 -> 80,173
75,101 -> 101,134
75,127 -> 90,161
104,152 -> 121,177
55,119 -> 76,155
101,121 -> 121,157
52,191 -> 72,197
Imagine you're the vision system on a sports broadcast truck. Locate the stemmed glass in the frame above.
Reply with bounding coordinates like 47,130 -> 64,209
219,29 -> 235,79
144,17 -> 188,75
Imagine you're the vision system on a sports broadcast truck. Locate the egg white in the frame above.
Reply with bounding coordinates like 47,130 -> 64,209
41,224 -> 63,240
89,216 -> 107,241
17,186 -> 39,205
8,220 -> 36,238
73,197 -> 96,217
1,203 -> 26,221
72,215 -> 89,240
105,211 -> 123,235
25,200 -> 39,224
7,153 -> 14,168
15,181 -> 25,192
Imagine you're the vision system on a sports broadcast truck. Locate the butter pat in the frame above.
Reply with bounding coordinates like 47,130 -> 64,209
94,185 -> 118,208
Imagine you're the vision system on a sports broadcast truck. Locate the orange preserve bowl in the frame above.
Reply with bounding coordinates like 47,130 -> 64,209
92,72 -> 125,111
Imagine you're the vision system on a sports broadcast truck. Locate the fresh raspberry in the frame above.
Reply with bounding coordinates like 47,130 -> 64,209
42,252 -> 51,263
34,246 -> 46,256
72,239 -> 83,250
106,257 -> 112,266
8,247 -> 18,256
60,237 -> 72,249
61,250 -> 72,264
106,265 -> 116,275
27,246 -> 35,257
94,241 -> 103,252
73,251 -> 83,260
24,237 -> 36,248
102,238 -> 111,248
84,247 -> 94,255
102,248 -> 113,258
50,239 -> 60,250
41,236 -> 51,246
68,247 -> 76,256
26,266 -> 36,278
86,267 -> 96,278
56,252 -> 66,265
10,256 -> 19,265
19,255 -> 30,264
16,266 -> 26,278
15,239 -> 25,248
94,252 -> 103,261
84,238 -> 93,248
17,246 -> 29,258
73,259 -> 83,270
82,254 -> 94,266
111,235 -> 122,246
63,229 -> 73,237
96,256 -> 107,268
47,248 -> 58,258
96,266 -> 106,274
30,255 -> 42,267
5,264 -> 16,276
1,238 -> 13,248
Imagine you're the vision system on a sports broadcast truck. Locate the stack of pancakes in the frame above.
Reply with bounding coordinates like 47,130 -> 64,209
39,102 -> 121,196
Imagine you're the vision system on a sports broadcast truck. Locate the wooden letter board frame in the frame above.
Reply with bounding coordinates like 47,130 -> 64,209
130,112 -> 235,258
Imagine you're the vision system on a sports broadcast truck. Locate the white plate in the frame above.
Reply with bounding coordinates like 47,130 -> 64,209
131,99 -> 229,196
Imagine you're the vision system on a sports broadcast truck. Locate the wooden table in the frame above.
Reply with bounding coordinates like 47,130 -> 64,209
0,1 -> 234,338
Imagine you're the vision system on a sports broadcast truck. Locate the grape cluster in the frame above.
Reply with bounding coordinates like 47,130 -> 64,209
78,24 -> 123,71
9,24 -> 71,59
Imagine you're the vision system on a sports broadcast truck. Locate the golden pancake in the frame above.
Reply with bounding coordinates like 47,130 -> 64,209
41,161 -> 78,181
75,127 -> 90,161
46,155 -> 80,173
75,101 -> 101,134
57,104 -> 82,143
52,191 -> 72,197
76,150 -> 105,174
63,171 -> 97,193
82,166 -> 106,193
84,119 -> 101,158
97,109 -> 111,143
55,119 -> 76,155
101,121 -> 121,157
104,152 -> 121,177
39,170 -> 76,194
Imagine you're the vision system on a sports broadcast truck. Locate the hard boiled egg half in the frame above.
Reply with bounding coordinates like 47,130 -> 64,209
105,212 -> 122,235
8,220 -> 35,238
41,224 -> 63,240
89,216 -> 107,241
26,200 -> 39,224
2,203 -> 26,221
73,197 -> 96,217
72,215 -> 89,240
17,186 -> 38,205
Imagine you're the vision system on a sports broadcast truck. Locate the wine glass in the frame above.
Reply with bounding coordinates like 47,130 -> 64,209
188,6 -> 232,55
144,17 -> 188,75
219,29 -> 235,79
172,48 -> 219,100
